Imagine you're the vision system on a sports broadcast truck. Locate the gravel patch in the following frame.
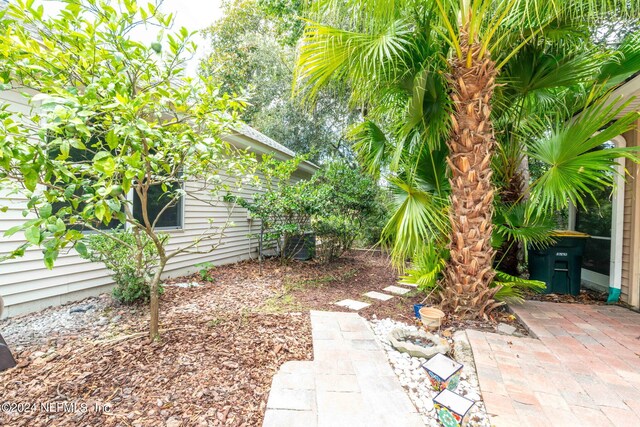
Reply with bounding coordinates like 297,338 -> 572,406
0,294 -> 136,351
369,317 -> 491,427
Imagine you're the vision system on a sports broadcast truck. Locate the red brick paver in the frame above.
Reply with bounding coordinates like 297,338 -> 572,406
467,301 -> 640,426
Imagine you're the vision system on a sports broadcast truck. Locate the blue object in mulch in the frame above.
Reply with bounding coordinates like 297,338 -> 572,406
414,304 -> 425,319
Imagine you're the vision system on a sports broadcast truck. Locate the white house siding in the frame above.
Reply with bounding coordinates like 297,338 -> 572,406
0,89 -> 315,318
621,121 -> 640,309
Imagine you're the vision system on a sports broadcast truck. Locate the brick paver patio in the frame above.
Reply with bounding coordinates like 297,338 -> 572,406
467,300 -> 640,427
263,311 -> 423,427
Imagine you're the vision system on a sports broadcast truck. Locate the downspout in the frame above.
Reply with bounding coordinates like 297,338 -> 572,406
607,288 -> 621,304
608,135 -> 627,304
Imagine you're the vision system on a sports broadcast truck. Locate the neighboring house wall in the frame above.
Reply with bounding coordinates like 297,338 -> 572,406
0,89 -> 315,318
621,119 -> 640,309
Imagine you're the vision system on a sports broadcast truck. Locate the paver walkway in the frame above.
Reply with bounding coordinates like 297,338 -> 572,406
467,301 -> 640,427
263,311 -> 423,427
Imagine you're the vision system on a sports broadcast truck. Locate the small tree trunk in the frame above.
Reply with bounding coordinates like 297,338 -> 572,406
148,261 -> 165,340
442,26 -> 500,319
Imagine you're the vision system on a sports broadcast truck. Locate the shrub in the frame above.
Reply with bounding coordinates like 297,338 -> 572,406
313,215 -> 358,262
250,179 -> 328,260
233,158 -> 389,262
310,161 -> 385,261
82,230 -> 164,304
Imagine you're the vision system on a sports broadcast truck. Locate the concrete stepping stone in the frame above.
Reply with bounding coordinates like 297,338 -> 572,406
383,285 -> 411,295
334,299 -> 370,311
363,291 -> 393,301
398,282 -> 418,287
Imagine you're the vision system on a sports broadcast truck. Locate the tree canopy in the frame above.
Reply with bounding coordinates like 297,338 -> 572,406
201,0 -> 358,162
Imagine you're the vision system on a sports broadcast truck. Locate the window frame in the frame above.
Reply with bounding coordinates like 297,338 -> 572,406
130,180 -> 185,231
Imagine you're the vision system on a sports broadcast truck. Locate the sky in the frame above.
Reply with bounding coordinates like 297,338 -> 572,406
137,0 -> 225,74
38,0 -> 225,74
159,0 -> 224,31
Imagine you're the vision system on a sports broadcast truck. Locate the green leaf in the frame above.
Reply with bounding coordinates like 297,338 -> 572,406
4,225 -> 24,237
94,203 -> 105,222
43,248 -> 59,269
40,203 -> 53,219
25,226 -> 41,245
60,140 -> 70,158
93,151 -> 116,176
105,130 -> 119,150
23,169 -> 38,191
75,241 -> 89,258
54,218 -> 66,233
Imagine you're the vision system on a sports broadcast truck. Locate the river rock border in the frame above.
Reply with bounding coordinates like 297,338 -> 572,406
369,317 -> 491,427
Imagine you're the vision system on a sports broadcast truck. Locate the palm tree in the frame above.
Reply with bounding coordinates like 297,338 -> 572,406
295,0 -> 640,318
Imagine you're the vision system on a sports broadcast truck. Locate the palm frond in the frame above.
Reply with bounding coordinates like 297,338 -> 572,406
493,201 -> 556,250
500,45 -> 603,97
381,176 -> 449,265
493,270 -> 546,303
528,95 -> 640,212
598,31 -> 640,87
398,243 -> 448,291
348,120 -> 392,178
308,0 -> 416,31
398,64 -> 452,152
295,19 -> 414,102
561,0 -> 640,23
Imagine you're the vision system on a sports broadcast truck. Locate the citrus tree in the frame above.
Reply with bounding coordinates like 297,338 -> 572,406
0,0 -> 255,339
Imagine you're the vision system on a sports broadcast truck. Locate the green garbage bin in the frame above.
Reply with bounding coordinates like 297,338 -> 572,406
528,231 -> 589,296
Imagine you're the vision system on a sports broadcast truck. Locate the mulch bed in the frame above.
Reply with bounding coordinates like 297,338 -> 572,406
0,250 -> 525,426
0,258 -> 314,427
202,250 -> 525,334
1,312 -> 310,427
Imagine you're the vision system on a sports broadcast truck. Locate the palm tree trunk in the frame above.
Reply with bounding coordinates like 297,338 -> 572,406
442,27 -> 500,318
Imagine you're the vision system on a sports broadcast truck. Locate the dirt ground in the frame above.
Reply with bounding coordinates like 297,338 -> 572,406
0,250 -> 521,426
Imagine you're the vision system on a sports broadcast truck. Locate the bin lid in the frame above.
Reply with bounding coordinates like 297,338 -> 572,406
552,230 -> 590,238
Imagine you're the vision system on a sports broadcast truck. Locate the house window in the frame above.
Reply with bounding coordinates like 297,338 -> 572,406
50,145 -> 122,231
49,131 -> 183,231
132,182 -> 183,229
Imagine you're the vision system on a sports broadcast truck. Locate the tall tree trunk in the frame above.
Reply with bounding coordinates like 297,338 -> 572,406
442,27 -> 500,318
